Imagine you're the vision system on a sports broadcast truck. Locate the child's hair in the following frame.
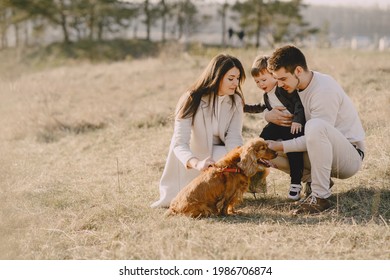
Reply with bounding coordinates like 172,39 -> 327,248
250,55 -> 270,77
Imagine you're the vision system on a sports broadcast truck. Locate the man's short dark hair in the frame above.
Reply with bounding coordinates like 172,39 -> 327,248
268,45 -> 308,74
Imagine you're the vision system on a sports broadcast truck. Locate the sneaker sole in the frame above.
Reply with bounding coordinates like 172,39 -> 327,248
288,195 -> 301,201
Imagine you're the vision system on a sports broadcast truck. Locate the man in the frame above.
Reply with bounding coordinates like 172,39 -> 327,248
265,45 -> 365,214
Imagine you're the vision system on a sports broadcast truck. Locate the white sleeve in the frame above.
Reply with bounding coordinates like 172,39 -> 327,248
172,117 -> 195,167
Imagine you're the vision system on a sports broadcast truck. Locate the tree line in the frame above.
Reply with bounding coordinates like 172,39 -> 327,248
0,0 -> 317,49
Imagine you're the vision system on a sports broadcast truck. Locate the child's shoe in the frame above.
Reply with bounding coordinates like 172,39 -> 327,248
288,184 -> 302,200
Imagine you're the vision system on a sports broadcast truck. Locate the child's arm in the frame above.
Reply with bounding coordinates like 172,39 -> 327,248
244,103 -> 267,113
290,93 -> 305,135
292,93 -> 305,125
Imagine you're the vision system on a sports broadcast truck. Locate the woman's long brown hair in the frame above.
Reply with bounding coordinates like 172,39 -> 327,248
176,54 -> 246,123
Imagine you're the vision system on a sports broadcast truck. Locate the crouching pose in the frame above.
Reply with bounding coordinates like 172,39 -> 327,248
266,45 -> 365,214
151,54 -> 246,208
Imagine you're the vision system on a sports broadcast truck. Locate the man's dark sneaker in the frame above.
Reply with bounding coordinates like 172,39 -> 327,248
302,179 -> 334,198
293,194 -> 331,215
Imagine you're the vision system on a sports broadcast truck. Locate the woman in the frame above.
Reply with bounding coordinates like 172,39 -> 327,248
151,54 -> 246,208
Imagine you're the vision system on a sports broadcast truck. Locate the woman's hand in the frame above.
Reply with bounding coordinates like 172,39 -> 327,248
265,106 -> 293,127
188,157 -> 215,171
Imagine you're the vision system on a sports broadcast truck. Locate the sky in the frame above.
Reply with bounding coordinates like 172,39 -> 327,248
303,0 -> 389,9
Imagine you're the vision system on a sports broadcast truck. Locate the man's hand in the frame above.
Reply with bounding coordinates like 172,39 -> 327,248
265,106 -> 293,127
290,122 -> 302,134
266,140 -> 284,152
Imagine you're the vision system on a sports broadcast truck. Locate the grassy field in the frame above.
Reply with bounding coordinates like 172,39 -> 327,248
0,46 -> 389,260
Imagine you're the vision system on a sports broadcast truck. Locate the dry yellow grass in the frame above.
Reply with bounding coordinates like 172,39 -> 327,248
0,47 -> 389,260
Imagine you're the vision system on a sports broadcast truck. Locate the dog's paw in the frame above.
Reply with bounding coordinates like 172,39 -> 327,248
228,209 -> 244,215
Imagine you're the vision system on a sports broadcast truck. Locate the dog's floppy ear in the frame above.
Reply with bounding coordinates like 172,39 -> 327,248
237,143 -> 259,177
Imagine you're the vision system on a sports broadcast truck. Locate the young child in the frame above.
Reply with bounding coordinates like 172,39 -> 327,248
244,55 -> 305,200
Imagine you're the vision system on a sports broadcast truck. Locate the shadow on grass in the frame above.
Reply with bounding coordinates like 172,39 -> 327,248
210,186 -> 390,226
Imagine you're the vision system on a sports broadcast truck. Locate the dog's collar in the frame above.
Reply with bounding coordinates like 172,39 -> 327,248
217,167 -> 242,173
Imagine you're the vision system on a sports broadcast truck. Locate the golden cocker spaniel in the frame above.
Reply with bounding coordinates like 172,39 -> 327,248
167,138 -> 277,218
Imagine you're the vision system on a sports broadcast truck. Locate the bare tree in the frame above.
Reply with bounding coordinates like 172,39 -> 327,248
232,0 -> 309,47
218,0 -> 229,47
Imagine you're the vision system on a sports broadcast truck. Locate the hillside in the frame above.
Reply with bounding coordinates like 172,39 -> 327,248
0,47 -> 389,259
